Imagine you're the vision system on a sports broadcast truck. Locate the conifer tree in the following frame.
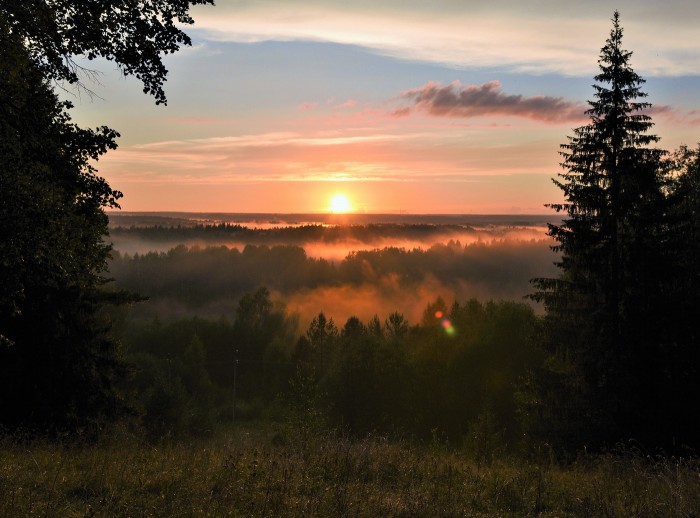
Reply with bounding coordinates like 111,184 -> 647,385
530,12 -> 669,448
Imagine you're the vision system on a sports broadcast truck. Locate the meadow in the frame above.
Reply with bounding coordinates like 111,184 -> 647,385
2,425 -> 699,517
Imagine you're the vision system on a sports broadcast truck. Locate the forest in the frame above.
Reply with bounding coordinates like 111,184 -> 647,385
107,222 -> 556,322
2,3 -> 700,515
110,225 -> 548,445
100,219 -> 555,444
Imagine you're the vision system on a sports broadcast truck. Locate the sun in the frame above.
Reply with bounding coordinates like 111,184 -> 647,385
329,194 -> 352,213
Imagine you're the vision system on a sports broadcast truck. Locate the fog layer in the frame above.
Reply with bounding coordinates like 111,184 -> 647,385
107,222 -> 558,325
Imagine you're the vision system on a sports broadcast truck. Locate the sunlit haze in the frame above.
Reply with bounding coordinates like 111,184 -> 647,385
64,1 -> 700,214
329,194 -> 352,213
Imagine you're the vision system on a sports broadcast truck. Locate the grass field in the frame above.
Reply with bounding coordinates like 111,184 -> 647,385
1,425 -> 699,517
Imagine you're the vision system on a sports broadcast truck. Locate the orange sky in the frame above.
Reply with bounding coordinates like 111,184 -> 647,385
66,2 -> 700,214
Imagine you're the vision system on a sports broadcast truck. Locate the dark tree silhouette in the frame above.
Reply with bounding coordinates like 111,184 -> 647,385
0,31 -> 125,432
530,12 -> 671,449
660,145 -> 700,444
1,0 -> 214,104
0,0 -> 210,433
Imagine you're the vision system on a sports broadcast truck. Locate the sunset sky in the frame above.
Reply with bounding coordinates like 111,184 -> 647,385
66,0 -> 700,214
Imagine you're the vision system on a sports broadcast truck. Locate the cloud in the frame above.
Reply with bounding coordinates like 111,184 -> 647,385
644,105 -> 700,127
189,2 -> 700,76
395,81 -> 586,123
687,110 -> 700,127
100,131 -> 441,183
103,126 -> 563,186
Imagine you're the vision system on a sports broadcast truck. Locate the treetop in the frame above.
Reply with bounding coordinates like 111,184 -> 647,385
0,0 -> 215,105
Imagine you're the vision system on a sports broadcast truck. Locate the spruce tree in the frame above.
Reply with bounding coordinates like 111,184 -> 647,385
530,12 -> 669,449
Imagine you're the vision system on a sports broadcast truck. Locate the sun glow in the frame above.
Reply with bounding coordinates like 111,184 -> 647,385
329,194 -> 352,213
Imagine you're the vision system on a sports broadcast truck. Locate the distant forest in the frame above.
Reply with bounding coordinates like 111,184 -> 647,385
108,217 -> 553,252
108,223 -> 556,322
106,222 -> 555,443
110,221 -> 509,245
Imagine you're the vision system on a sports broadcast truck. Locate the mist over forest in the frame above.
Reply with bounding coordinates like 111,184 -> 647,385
95,213 -> 559,446
107,213 -> 558,324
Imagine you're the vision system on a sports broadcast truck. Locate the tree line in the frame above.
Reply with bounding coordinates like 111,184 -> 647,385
120,286 -> 538,451
108,221 -> 545,249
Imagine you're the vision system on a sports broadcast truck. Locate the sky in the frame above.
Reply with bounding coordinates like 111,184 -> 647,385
66,0 -> 700,214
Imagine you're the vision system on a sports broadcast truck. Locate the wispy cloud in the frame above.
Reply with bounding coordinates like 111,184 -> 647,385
687,110 -> 700,127
394,81 -> 586,123
99,127 -> 560,187
190,2 -> 700,76
645,105 -> 700,127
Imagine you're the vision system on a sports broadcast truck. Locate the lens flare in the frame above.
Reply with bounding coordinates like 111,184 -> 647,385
434,311 -> 456,336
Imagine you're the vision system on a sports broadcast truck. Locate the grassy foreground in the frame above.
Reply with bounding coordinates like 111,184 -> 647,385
1,426 -> 699,517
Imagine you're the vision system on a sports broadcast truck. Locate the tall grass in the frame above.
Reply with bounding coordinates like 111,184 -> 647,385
1,426 -> 698,517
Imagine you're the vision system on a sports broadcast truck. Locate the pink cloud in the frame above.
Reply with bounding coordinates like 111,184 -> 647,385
688,110 -> 700,127
396,80 -> 586,123
645,105 -> 700,127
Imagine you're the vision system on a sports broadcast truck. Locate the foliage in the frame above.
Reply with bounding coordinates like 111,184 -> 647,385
1,0 -> 214,104
117,286 -> 538,446
108,220 -> 513,245
232,287 -> 297,401
666,144 -> 700,319
0,26 -> 120,325
322,315 -> 415,436
529,12 -> 675,449
0,0 -> 208,434
121,289 -> 299,435
0,25 -> 127,434
658,144 -> 700,444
